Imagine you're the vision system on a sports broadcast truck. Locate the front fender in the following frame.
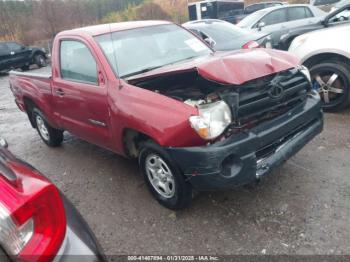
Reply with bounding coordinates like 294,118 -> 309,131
109,82 -> 204,151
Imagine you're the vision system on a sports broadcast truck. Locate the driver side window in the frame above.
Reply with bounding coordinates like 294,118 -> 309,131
6,42 -> 23,52
259,9 -> 288,26
60,40 -> 98,85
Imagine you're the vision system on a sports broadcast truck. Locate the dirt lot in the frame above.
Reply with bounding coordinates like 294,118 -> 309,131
1,67 -> 350,256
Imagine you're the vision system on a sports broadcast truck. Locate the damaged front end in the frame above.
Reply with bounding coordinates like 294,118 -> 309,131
128,66 -> 313,144
127,65 -> 323,190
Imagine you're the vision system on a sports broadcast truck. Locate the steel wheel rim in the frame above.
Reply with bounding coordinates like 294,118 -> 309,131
36,115 -> 49,141
312,70 -> 346,106
39,57 -> 45,66
145,154 -> 175,199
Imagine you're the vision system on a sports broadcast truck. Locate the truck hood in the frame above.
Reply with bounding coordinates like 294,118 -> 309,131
126,48 -> 300,85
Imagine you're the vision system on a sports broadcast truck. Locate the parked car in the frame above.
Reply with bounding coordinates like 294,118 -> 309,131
0,138 -> 105,261
331,0 -> 350,11
9,21 -> 323,210
183,19 -> 272,51
234,1 -> 285,24
0,42 -> 47,72
245,1 -> 284,15
310,0 -> 342,12
289,24 -> 350,111
237,4 -> 326,49
188,0 -> 244,24
279,4 -> 350,50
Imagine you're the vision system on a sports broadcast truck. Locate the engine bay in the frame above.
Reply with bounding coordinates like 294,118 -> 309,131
127,70 -> 232,107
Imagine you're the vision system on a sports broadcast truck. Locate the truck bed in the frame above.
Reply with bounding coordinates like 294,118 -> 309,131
9,70 -> 53,115
9,70 -> 51,79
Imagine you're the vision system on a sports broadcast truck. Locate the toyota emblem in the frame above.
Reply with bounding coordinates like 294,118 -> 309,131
268,84 -> 284,99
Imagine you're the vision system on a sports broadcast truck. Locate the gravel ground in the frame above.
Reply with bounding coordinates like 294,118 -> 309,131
1,67 -> 350,256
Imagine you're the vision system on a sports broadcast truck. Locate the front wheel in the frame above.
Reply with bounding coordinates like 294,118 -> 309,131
310,61 -> 350,112
139,141 -> 193,210
33,108 -> 63,147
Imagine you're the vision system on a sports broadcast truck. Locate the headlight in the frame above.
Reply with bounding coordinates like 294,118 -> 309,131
298,65 -> 311,83
189,101 -> 232,140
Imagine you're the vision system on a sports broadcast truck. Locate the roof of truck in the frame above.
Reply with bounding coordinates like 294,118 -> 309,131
60,20 -> 172,37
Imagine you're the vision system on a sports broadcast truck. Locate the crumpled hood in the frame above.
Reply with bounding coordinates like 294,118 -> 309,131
127,48 -> 300,85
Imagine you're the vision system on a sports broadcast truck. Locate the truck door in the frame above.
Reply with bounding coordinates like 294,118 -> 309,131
52,39 -> 112,149
5,42 -> 32,68
0,43 -> 11,71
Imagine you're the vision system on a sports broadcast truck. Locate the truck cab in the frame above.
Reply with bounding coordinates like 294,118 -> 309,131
0,41 -> 47,72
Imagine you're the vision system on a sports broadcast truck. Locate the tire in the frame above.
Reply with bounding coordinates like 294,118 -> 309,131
21,65 -> 30,71
32,108 -> 63,147
309,61 -> 350,112
139,140 -> 193,210
34,53 -> 47,68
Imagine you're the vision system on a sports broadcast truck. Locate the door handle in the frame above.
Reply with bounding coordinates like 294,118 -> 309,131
89,119 -> 107,127
55,89 -> 65,97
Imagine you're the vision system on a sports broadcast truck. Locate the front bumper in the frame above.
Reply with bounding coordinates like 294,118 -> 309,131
165,94 -> 323,190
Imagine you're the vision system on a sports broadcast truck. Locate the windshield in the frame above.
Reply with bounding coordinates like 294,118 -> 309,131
95,24 -> 212,78
193,21 -> 249,42
238,9 -> 270,28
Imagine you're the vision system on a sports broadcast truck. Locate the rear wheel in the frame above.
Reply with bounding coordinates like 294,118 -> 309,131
21,65 -> 30,71
33,108 -> 63,147
34,53 -> 47,68
139,141 -> 193,210
310,61 -> 350,111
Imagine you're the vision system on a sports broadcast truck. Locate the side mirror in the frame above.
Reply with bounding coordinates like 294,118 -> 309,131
204,37 -> 216,48
257,21 -> 266,31
322,18 -> 329,27
21,46 -> 26,50
0,138 -> 8,148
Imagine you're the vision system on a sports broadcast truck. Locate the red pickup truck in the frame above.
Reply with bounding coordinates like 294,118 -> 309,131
9,21 -> 323,209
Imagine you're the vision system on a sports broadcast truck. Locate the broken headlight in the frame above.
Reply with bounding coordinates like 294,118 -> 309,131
298,65 -> 311,83
189,101 -> 232,140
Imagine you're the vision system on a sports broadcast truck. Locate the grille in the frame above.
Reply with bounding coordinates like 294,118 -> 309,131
236,68 -> 310,125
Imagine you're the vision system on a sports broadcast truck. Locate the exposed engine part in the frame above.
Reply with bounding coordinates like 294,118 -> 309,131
184,99 -> 206,107
128,70 -> 229,102
130,68 -> 311,142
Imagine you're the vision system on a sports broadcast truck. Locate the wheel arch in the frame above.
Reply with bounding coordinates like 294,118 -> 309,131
122,128 -> 155,158
303,52 -> 350,68
23,96 -> 39,128
32,50 -> 47,59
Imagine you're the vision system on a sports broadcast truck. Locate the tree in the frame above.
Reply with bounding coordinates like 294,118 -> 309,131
135,2 -> 171,20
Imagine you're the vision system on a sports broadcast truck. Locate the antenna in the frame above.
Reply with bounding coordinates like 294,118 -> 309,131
108,23 -> 123,89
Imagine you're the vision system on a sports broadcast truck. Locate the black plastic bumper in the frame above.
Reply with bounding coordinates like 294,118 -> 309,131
165,94 -> 323,191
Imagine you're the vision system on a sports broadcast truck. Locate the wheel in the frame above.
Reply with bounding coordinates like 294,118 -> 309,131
33,108 -> 63,147
34,53 -> 47,68
139,141 -> 193,210
21,65 -> 30,71
309,61 -> 350,112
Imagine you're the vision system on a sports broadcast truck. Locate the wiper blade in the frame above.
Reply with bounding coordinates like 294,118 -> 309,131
122,66 -> 162,78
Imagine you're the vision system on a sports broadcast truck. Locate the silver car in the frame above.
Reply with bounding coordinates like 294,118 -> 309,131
237,4 -> 326,49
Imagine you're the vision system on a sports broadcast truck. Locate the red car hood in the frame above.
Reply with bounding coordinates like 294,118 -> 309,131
126,48 -> 300,85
